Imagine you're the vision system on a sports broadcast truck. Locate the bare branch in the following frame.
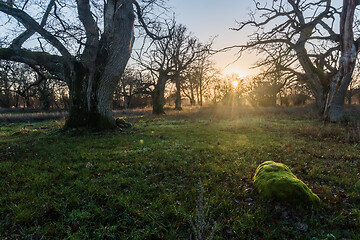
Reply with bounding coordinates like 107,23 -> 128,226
0,48 -> 66,81
133,0 -> 170,40
10,0 -> 55,50
0,2 -> 73,67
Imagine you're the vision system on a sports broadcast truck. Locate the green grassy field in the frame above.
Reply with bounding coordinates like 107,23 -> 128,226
1,106 -> 359,239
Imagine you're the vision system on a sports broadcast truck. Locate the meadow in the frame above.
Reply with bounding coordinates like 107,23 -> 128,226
0,106 -> 359,239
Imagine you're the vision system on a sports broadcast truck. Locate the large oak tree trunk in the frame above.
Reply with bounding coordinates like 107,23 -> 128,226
313,87 -> 328,114
324,0 -> 358,122
326,73 -> 354,121
65,0 -> 135,129
295,43 -> 330,114
66,71 -> 91,128
64,62 -> 109,129
65,61 -> 130,129
152,74 -> 167,114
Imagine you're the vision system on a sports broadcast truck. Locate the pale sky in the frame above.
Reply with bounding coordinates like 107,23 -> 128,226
0,0 -> 257,78
168,0 -> 260,77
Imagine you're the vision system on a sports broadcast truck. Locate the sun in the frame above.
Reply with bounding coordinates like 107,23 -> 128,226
232,80 -> 239,88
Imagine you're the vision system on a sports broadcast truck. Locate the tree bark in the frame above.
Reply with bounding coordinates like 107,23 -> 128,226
294,42 -> 329,114
196,86 -> 200,105
64,0 -> 135,129
326,73 -> 353,121
65,63 -> 100,128
324,0 -> 358,122
15,94 -> 19,108
152,73 -> 167,114
174,75 -> 182,110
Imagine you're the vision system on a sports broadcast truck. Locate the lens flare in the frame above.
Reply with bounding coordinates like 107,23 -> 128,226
232,80 -> 239,88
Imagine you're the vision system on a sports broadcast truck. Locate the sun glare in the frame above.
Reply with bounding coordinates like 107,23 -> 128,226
232,80 -> 239,88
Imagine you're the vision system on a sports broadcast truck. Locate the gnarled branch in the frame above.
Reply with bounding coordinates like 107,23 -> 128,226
0,2 -> 73,67
10,0 -> 55,50
133,0 -> 170,40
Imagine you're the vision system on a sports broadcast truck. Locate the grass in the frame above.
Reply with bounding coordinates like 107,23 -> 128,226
0,106 -> 359,239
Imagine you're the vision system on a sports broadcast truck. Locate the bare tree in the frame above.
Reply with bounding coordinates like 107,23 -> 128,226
136,24 -> 174,114
191,55 -> 218,106
210,75 -> 233,105
0,61 -> 66,109
0,0 -> 167,128
0,62 -> 39,108
229,0 -> 341,112
324,0 -> 360,121
231,0 -> 360,121
137,24 -> 204,114
181,70 -> 198,106
170,26 -> 207,110
113,67 -> 152,109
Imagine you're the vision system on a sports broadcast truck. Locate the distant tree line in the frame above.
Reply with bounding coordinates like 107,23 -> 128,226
4,56 -> 360,112
0,61 -> 68,109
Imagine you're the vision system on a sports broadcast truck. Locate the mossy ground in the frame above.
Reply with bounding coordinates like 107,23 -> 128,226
0,106 -> 359,239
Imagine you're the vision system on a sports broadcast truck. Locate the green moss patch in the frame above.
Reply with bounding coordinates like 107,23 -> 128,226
253,161 -> 320,205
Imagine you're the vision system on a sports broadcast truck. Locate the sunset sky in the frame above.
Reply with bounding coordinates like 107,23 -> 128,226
168,0 -> 260,77
168,0 -> 343,78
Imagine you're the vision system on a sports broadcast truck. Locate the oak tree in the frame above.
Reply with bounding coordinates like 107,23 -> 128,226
0,0 -> 166,128
231,0 -> 360,121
